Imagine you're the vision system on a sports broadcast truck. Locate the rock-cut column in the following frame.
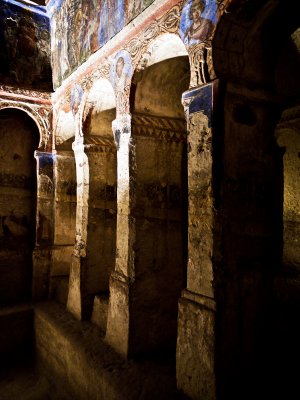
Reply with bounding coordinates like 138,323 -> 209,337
106,114 -> 135,356
176,83 -> 216,400
32,151 -> 55,300
66,140 -> 90,319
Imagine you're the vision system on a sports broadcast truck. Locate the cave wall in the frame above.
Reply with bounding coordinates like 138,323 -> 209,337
0,1 -> 52,90
0,109 -> 39,305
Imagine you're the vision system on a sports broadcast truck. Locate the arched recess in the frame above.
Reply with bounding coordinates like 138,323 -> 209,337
0,108 -> 39,305
0,102 -> 48,149
70,78 -> 117,325
129,33 -> 190,355
212,1 -> 300,398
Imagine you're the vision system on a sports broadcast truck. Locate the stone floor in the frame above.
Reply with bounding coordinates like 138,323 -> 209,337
0,301 -> 186,400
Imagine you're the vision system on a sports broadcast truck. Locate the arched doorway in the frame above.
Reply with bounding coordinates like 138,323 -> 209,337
0,108 -> 39,305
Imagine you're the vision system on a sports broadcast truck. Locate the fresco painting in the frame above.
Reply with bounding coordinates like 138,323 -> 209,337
127,0 -> 154,22
110,49 -> 133,115
48,0 -> 155,88
71,84 -> 84,116
179,0 -> 217,47
110,50 -> 133,90
0,1 -> 51,89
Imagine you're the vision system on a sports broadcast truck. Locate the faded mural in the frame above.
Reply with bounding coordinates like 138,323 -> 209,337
0,1 -> 52,90
110,50 -> 133,116
179,0 -> 217,47
47,0 -> 155,88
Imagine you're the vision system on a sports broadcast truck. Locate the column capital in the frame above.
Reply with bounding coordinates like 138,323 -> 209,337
112,114 -> 132,149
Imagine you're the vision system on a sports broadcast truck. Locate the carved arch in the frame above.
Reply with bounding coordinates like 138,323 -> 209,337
0,100 -> 50,149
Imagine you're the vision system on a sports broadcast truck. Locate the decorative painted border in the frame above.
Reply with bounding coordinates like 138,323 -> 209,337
0,85 -> 52,104
132,112 -> 187,142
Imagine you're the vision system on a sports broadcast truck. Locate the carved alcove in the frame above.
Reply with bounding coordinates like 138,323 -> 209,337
128,33 -> 190,355
0,108 -> 39,305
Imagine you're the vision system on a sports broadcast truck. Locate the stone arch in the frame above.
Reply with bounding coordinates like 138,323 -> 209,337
131,32 -> 190,118
83,78 -> 116,141
122,32 -> 190,355
135,32 -> 189,72
105,29 -> 191,357
67,78 -> 118,324
0,101 -> 49,149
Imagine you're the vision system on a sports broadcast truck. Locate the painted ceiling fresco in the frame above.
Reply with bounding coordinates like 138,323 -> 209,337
0,0 -> 52,90
47,0 -> 155,88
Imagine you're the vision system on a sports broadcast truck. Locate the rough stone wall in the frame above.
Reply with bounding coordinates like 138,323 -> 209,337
276,113 -> 300,273
0,1 -> 51,90
85,150 -> 117,295
0,110 -> 39,305
214,85 -> 281,397
212,1 -> 300,398
129,123 -> 187,354
2,1 -> 300,400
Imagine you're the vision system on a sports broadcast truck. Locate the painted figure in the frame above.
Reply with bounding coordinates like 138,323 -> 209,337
110,50 -> 133,115
184,0 -> 214,45
116,57 -> 126,86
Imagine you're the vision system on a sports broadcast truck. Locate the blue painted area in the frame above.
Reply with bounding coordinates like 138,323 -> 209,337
183,84 -> 212,126
4,0 -> 47,16
47,0 -> 64,16
98,0 -> 109,47
39,152 -> 55,168
180,0 -> 217,47
110,49 -> 133,90
112,0 -> 125,38
71,84 -> 84,116
99,0 -> 125,48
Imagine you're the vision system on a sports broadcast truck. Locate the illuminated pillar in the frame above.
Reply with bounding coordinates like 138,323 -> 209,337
106,114 -> 134,356
176,84 -> 216,400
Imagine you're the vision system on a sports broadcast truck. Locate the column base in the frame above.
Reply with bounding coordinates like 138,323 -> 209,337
176,289 -> 216,400
105,271 -> 130,357
66,254 -> 93,320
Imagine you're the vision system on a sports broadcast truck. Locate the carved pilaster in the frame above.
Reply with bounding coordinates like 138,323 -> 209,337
66,140 -> 89,319
32,151 -> 55,300
67,127 -> 117,319
176,83 -> 216,400
106,114 -> 136,355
